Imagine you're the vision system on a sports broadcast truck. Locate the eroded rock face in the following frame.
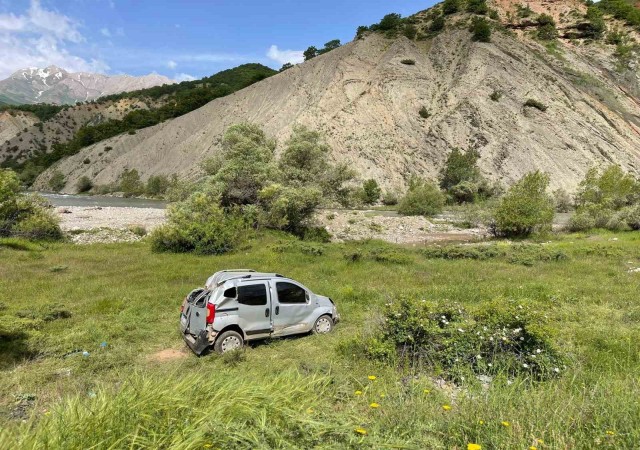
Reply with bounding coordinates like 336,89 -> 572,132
36,17 -> 640,193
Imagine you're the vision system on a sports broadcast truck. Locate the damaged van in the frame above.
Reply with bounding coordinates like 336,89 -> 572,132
180,270 -> 340,354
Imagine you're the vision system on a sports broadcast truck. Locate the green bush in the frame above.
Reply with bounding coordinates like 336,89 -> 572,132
553,188 -> 572,213
0,169 -> 62,241
493,171 -> 554,237
401,59 -> 416,65
361,179 -> 381,204
467,0 -> 488,15
418,106 -> 430,118
439,148 -> 491,204
48,171 -> 65,192
382,190 -> 399,206
429,15 -> 446,32
443,0 -> 461,15
358,296 -> 565,381
145,175 -> 170,197
258,184 -> 322,233
537,23 -> 558,40
489,90 -> 502,101
76,176 -> 93,193
398,179 -> 445,216
623,204 -> 640,230
118,169 -> 144,197
471,17 -> 491,42
150,189 -> 245,255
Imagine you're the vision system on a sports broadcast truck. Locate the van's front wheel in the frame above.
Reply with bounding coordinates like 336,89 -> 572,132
214,330 -> 244,353
312,315 -> 334,334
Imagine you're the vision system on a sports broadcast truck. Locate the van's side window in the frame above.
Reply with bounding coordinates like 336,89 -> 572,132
276,282 -> 307,304
237,284 -> 267,306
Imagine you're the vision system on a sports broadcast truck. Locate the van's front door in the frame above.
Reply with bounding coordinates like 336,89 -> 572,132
272,281 -> 315,337
236,282 -> 272,339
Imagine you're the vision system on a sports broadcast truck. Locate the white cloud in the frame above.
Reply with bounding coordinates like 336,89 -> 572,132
100,27 -> 111,37
266,45 -> 303,65
0,0 -> 108,78
175,73 -> 196,82
167,60 -> 177,69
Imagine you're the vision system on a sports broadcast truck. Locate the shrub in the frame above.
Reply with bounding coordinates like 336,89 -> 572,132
524,99 -> 548,111
471,17 -> 491,42
258,184 -> 323,233
76,176 -> 93,193
145,174 -> 170,197
0,169 -> 62,241
400,59 -> 416,65
398,179 -> 445,216
443,0 -> 460,15
537,14 -> 555,26
403,24 -> 418,40
48,171 -> 65,192
439,148 -> 491,204
567,210 -> 597,232
150,189 -> 245,255
418,106 -> 430,118
429,15 -> 446,32
489,90 -> 502,101
623,204 -> 640,230
467,0 -> 488,15
361,179 -> 381,204
494,171 -> 554,237
377,13 -> 403,30
358,296 -> 565,381
537,24 -> 558,40
575,165 -> 639,210
118,169 -> 144,197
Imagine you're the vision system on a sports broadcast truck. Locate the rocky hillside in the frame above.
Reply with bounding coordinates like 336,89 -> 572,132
0,66 -> 173,105
35,0 -> 640,193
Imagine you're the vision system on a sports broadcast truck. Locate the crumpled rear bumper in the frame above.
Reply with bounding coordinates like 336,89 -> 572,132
182,329 -> 211,355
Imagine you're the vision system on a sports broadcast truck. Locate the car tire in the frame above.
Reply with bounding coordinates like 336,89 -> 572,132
312,315 -> 334,334
214,330 -> 244,354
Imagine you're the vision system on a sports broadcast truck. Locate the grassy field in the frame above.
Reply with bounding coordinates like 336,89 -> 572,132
0,232 -> 639,449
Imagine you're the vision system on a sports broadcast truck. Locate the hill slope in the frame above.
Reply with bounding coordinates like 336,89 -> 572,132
0,66 -> 173,105
36,4 -> 640,192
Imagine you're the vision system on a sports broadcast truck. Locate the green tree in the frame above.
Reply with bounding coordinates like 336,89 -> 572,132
303,46 -> 318,61
119,169 -> 144,197
398,179 -> 445,216
439,149 -> 481,190
378,13 -> 402,30
214,123 -> 277,206
258,184 -> 322,232
362,179 -> 382,204
76,176 -> 93,193
429,15 -> 446,32
280,63 -> 294,72
403,24 -> 418,40
471,17 -> 492,42
467,0 -> 488,15
319,40 -> 341,54
146,175 -> 170,197
575,165 -> 639,209
494,171 -> 554,237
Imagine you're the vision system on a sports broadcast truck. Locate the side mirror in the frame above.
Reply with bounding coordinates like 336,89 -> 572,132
223,287 -> 237,298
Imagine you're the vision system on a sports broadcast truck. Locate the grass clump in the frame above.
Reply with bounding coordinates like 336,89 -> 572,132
400,59 -> 416,65
418,106 -> 430,118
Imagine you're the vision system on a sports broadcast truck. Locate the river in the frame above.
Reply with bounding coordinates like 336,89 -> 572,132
38,193 -> 167,209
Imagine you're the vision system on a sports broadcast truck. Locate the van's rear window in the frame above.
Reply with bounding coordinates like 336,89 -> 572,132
238,284 -> 267,306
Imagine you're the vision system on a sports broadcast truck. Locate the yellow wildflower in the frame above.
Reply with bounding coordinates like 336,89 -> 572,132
380,393 -> 386,398
203,445 -> 212,449
529,447 -> 537,450
478,420 -> 484,425
467,444 -> 481,450
423,389 -> 430,394
501,421 -> 510,427
536,439 -> 544,444
306,408 -> 314,414
606,430 -> 615,436
368,375 -> 377,381
442,404 -> 452,411
369,402 -> 380,408
355,390 -> 363,396
355,427 -> 367,435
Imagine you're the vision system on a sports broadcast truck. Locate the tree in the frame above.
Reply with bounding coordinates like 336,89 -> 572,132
467,0 -> 488,15
319,39 -> 341,54
76,176 -> 93,193
378,13 -> 402,30
575,165 -> 639,209
303,46 -> 318,61
356,25 -> 369,39
439,148 -> 490,203
362,179 -> 382,204
280,63 -> 294,72
118,169 -> 144,197
471,17 -> 492,42
214,123 -> 277,206
403,24 -> 418,40
398,178 -> 445,216
494,171 -> 554,237
430,15 -> 446,32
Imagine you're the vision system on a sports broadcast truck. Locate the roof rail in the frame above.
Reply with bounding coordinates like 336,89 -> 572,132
220,269 -> 256,273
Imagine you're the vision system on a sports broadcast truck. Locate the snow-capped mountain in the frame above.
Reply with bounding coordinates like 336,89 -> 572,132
0,66 -> 174,105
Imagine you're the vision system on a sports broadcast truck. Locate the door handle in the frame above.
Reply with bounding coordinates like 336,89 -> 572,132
275,306 -> 279,315
265,308 -> 270,317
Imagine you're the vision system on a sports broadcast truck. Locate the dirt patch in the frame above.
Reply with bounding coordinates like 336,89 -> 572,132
148,347 -> 189,362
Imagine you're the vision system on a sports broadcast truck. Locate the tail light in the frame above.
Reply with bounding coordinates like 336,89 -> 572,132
206,303 -> 215,324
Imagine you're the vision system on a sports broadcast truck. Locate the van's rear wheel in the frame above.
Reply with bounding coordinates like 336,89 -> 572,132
312,315 -> 334,334
214,330 -> 244,354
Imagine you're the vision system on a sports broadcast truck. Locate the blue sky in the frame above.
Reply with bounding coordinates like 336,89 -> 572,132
0,0 -> 433,81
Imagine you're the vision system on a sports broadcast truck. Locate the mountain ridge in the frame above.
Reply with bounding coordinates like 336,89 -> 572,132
0,65 -> 174,105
